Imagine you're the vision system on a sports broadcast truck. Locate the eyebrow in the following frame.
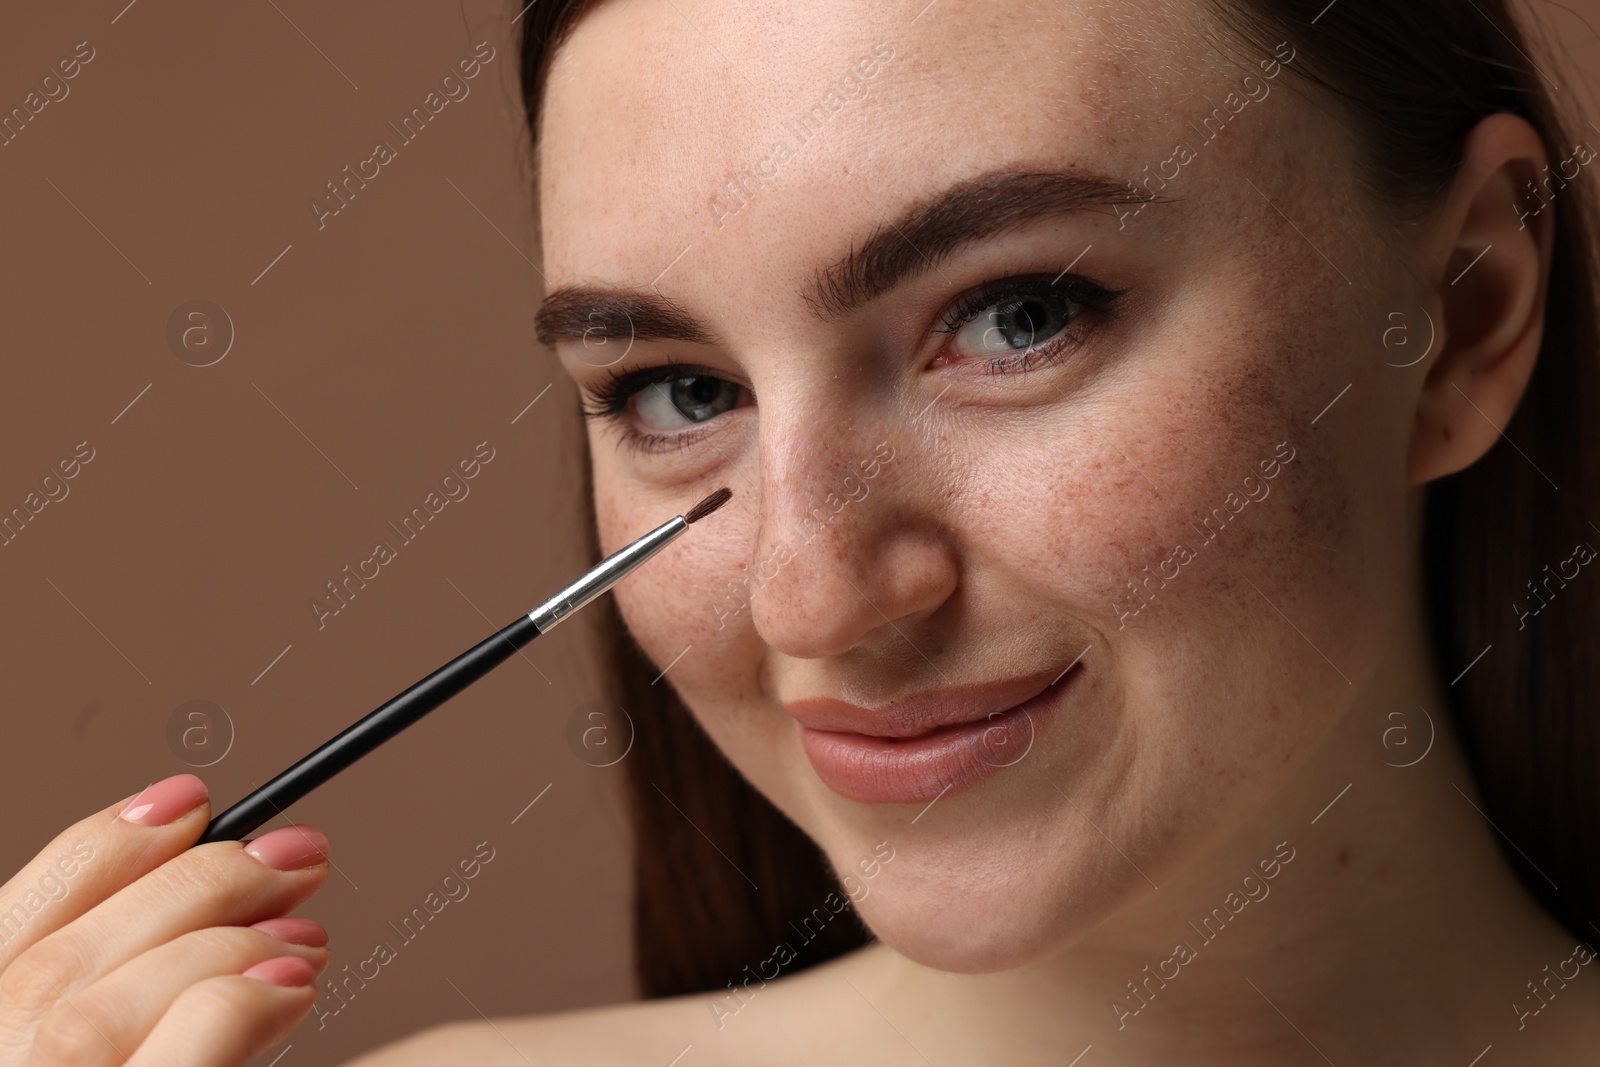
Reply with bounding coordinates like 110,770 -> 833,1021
534,169 -> 1157,346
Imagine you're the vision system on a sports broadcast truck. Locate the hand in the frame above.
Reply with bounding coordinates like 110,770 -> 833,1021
0,774 -> 333,1066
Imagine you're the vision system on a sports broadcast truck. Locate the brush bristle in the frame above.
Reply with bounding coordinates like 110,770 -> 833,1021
684,487 -> 733,525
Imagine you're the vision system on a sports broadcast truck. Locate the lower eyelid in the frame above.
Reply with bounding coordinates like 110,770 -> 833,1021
952,313 -> 1091,371
619,429 -> 690,456
617,419 -> 718,457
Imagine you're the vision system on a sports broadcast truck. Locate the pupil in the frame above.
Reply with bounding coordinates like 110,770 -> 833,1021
671,375 -> 736,421
1002,299 -> 1049,348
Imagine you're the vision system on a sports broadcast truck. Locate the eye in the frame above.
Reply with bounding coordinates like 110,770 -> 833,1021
935,275 -> 1124,372
635,374 -> 744,431
578,359 -> 753,454
953,291 -> 1078,356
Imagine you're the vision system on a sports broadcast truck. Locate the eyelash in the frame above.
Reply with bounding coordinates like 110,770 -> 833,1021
934,274 -> 1125,373
580,272 -> 1127,455
579,355 -> 726,455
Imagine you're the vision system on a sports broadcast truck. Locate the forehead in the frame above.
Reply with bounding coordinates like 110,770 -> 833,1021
538,0 -> 1280,290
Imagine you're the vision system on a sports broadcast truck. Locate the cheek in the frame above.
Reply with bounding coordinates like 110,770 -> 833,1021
593,465 -> 716,667
592,457 -> 787,766
951,300 -> 1389,846
836,308 -> 1398,967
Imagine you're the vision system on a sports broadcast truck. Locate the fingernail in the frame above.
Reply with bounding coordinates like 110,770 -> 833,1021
243,956 -> 318,987
250,918 -> 329,947
117,774 -> 208,827
243,826 -> 330,871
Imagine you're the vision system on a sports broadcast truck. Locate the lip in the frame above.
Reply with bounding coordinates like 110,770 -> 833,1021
787,663 -> 1083,805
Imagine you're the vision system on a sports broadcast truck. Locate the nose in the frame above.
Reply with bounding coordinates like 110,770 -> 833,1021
732,405 -> 959,661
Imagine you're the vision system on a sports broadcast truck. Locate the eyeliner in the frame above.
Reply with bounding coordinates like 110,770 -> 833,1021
196,487 -> 733,845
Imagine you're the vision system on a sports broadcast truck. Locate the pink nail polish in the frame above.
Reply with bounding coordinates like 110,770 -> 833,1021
251,917 -> 329,947
117,774 -> 208,826
243,826 -> 330,871
243,956 -> 317,987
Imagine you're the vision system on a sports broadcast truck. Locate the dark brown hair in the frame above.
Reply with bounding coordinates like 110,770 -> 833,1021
518,0 -> 1600,998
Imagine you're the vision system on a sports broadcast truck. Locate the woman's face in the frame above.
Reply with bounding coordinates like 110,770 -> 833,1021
539,0 -> 1423,971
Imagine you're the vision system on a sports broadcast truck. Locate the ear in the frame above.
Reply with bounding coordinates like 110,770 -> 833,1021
1406,112 -> 1557,487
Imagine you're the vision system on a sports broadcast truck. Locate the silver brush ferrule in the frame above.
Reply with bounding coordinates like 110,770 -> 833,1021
528,515 -> 688,633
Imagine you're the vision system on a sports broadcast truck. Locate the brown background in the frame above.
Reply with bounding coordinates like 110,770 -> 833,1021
0,1 -> 1596,1065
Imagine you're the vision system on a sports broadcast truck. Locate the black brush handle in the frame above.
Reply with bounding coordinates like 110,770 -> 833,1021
197,614 -> 541,845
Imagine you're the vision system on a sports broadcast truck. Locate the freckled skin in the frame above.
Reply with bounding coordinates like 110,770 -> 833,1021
547,0 -> 1385,958
520,0 -> 1597,1062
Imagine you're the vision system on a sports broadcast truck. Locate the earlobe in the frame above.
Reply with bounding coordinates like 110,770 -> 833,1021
1406,113 -> 1555,487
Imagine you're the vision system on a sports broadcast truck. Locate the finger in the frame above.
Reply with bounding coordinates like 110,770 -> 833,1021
125,964 -> 317,1067
30,921 -> 328,1067
0,775 -> 212,971
0,825 -> 329,1033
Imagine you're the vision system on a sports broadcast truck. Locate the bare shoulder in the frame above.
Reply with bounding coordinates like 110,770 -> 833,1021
342,945 -> 889,1067
341,995 -> 717,1067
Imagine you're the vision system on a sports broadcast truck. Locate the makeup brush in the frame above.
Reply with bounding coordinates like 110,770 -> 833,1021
196,487 -> 733,846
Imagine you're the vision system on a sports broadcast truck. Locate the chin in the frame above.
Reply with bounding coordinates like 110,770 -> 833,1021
835,833 -> 1116,975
